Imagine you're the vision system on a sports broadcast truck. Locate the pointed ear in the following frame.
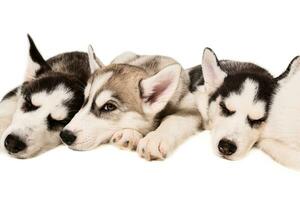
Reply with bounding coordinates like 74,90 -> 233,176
276,56 -> 300,83
25,34 -> 51,81
88,45 -> 104,74
201,48 -> 227,92
140,64 -> 182,114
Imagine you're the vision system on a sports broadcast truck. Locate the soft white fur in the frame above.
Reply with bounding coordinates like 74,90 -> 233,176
208,80 -> 265,160
259,57 -> 300,169
0,92 -> 19,139
137,92 -> 199,160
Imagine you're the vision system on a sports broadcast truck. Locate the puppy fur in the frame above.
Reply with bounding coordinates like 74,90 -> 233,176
0,35 -> 94,158
62,48 -> 202,160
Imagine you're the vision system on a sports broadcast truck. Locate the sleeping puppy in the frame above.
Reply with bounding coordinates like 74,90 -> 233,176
190,48 -> 277,161
0,35 -> 96,158
191,47 -> 300,169
61,47 -> 202,160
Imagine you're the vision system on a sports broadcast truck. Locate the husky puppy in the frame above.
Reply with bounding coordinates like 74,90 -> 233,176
61,47 -> 201,160
190,48 -> 277,161
0,35 -> 95,158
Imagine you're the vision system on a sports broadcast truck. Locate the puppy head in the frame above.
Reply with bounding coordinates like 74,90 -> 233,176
61,46 -> 181,151
0,35 -> 91,158
194,48 -> 277,160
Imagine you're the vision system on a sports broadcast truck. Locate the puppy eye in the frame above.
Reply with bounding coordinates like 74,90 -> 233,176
22,96 -> 39,112
247,116 -> 265,128
47,115 -> 68,131
100,103 -> 117,112
219,101 -> 235,116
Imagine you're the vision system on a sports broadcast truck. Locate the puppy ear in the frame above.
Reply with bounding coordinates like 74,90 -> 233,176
88,45 -> 104,73
202,48 -> 227,92
276,56 -> 300,83
25,34 -> 51,81
140,64 -> 181,114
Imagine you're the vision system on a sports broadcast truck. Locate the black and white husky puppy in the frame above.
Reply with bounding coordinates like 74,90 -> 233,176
60,47 -> 202,160
0,35 -> 95,158
190,48 -> 278,161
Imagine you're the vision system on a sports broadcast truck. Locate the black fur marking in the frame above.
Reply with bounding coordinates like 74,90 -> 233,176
219,101 -> 235,117
247,115 -> 266,128
22,95 -> 39,112
46,52 -> 90,83
188,65 -> 204,92
209,61 -> 278,117
275,56 -> 300,81
20,73 -> 86,131
2,87 -> 19,101
47,114 -> 70,131
14,48 -> 91,132
27,34 -> 51,77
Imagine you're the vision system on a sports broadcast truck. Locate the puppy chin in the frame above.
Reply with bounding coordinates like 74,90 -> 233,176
8,147 -> 41,159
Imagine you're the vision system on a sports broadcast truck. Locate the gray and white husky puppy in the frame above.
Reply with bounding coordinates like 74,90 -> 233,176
190,48 -> 278,161
0,35 -> 96,158
61,47 -> 201,160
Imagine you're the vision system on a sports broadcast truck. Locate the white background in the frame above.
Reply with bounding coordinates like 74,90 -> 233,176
0,0 -> 299,200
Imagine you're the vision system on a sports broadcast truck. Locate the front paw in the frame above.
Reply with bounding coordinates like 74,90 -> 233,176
110,129 -> 143,150
137,131 -> 174,161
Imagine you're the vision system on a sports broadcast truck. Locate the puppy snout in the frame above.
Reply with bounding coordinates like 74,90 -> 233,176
218,138 -> 237,156
4,134 -> 27,153
60,130 -> 77,145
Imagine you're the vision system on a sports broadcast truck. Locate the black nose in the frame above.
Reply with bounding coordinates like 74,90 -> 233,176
60,130 -> 76,145
4,134 -> 27,153
218,138 -> 237,156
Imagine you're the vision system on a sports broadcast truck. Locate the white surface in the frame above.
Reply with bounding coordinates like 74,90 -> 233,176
0,0 -> 299,200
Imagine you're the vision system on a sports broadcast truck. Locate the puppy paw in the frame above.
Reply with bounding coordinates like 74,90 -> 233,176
111,129 -> 143,150
137,131 -> 174,161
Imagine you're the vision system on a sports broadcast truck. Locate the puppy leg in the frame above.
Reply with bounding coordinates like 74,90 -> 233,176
111,129 -> 143,150
258,138 -> 300,170
137,114 -> 201,160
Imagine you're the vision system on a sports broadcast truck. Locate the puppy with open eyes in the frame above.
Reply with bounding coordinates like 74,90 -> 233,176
190,48 -> 300,169
61,47 -> 202,160
0,35 -> 96,158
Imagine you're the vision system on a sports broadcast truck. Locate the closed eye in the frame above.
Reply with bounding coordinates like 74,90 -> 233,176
219,101 -> 235,116
47,114 -> 69,131
247,116 -> 266,128
22,96 -> 40,112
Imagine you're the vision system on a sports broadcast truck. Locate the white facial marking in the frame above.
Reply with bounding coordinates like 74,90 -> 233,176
207,79 -> 266,160
86,72 -> 113,104
95,90 -> 113,108
1,84 -> 73,158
